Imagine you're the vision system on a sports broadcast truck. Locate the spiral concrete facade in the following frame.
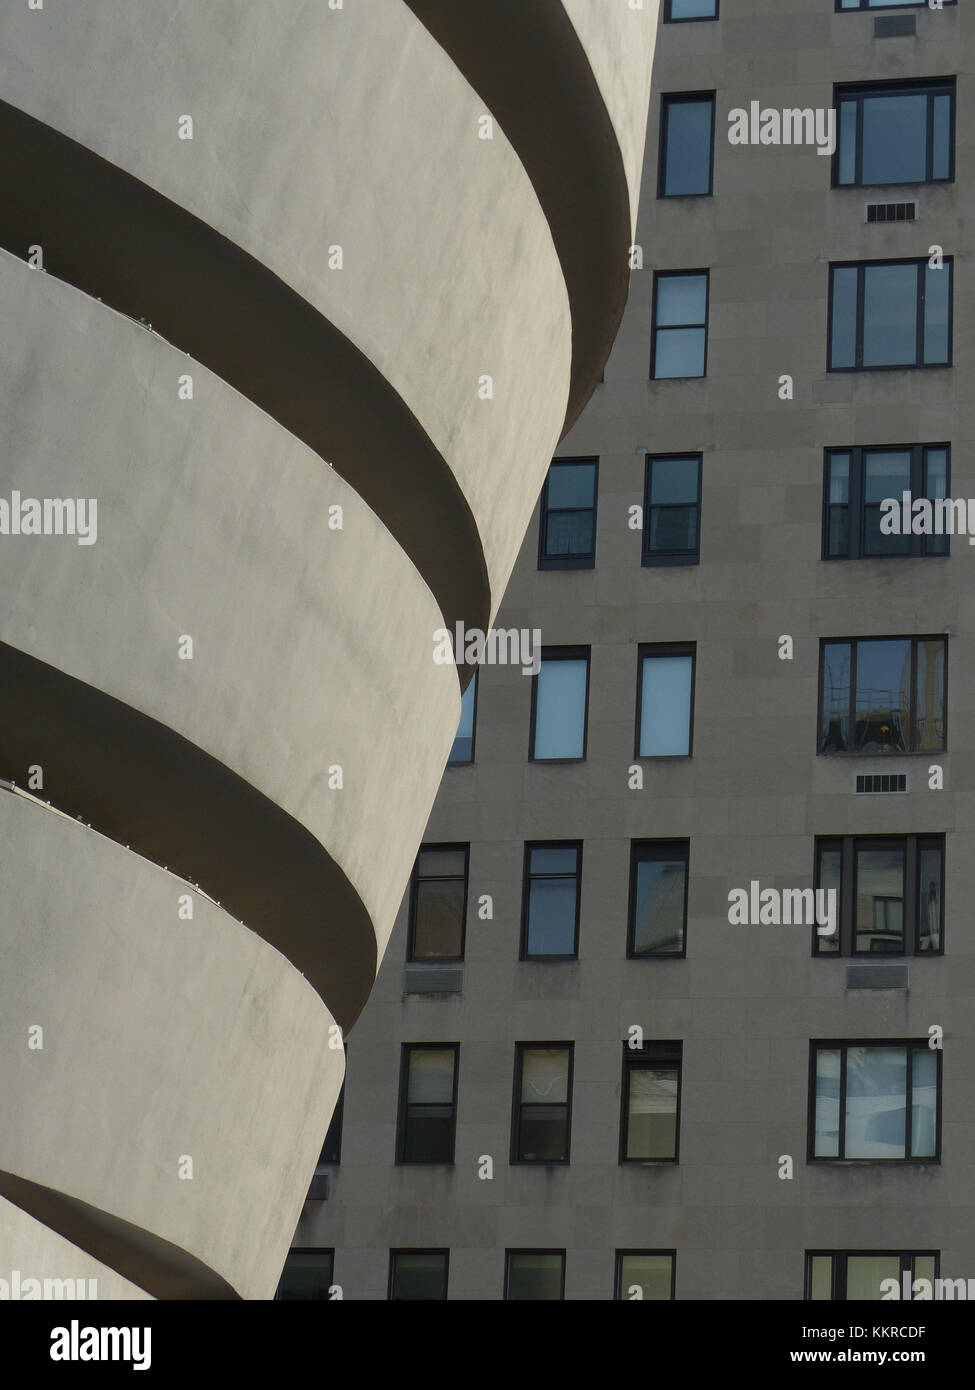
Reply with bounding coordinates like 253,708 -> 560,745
0,1 -> 655,1297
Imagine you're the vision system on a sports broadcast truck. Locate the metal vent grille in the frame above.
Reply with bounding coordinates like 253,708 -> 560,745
846,963 -> 910,991
855,773 -> 908,794
866,201 -> 917,224
874,14 -> 916,37
403,963 -> 464,994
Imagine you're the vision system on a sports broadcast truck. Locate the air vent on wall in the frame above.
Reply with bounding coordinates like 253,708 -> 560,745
403,963 -> 464,994
846,963 -> 909,991
855,773 -> 908,794
866,201 -> 917,224
874,14 -> 916,37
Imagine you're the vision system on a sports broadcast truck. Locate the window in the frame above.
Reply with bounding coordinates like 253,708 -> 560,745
659,94 -> 715,197
823,445 -> 950,559
319,1083 -> 344,1164
834,81 -> 954,188
814,835 -> 944,956
838,0 -> 954,10
505,1251 -> 565,1301
396,1045 -> 458,1163
828,258 -> 952,370
651,271 -> 708,378
388,1250 -> 449,1301
521,843 -> 582,960
809,1041 -> 941,1161
628,841 -> 689,957
448,673 -> 477,763
512,1044 -> 572,1163
538,458 -> 598,569
665,0 -> 717,19
819,635 -> 946,755
806,1251 -> 939,1300
407,845 -> 468,962
621,1043 -> 682,1162
530,648 -> 589,760
636,644 -> 695,756
615,1252 -> 676,1301
275,1250 -> 335,1300
643,454 -> 702,566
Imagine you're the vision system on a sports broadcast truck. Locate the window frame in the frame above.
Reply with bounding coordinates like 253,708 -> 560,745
627,840 -> 690,959
658,92 -> 716,198
447,670 -> 478,765
529,646 -> 591,762
651,269 -> 710,380
619,1041 -> 683,1165
511,1042 -> 574,1166
614,1250 -> 678,1301
664,0 -> 718,20
827,257 -> 953,372
817,634 -> 948,756
832,79 -> 955,190
537,457 -> 599,571
805,1250 -> 940,1300
387,1249 -> 450,1302
504,1249 -> 566,1301
813,833 -> 945,957
635,642 -> 697,759
643,453 -> 703,567
395,1043 -> 460,1166
822,444 -> 951,560
406,843 -> 470,964
521,840 -> 583,962
807,1039 -> 942,1164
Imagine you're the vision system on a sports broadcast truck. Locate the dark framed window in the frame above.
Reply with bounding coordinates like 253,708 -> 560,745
388,1250 -> 449,1301
828,258 -> 952,370
620,1042 -> 682,1163
319,1082 -> 344,1165
834,80 -> 954,188
659,93 -> 715,197
818,635 -> 946,755
809,1040 -> 941,1161
651,271 -> 708,379
275,1249 -> 335,1300
407,844 -> 468,962
823,445 -> 950,559
396,1045 -> 459,1164
636,643 -> 695,757
448,673 -> 477,763
628,841 -> 689,957
665,0 -> 717,18
814,834 -> 944,956
504,1250 -> 565,1301
529,647 -> 590,760
643,454 -> 702,565
838,0 -> 954,10
615,1251 -> 677,1301
538,458 -> 598,569
807,1251 -> 939,1300
521,842 -> 582,960
511,1044 -> 572,1163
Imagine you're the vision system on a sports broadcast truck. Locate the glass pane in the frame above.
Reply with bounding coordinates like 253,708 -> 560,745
650,457 -> 699,504
861,93 -> 928,185
814,1048 -> 841,1157
931,94 -> 951,180
925,447 -> 948,499
923,262 -> 950,364
547,462 -> 595,509
619,1254 -> 673,1300
522,1048 -> 570,1104
830,266 -> 857,368
808,1255 -> 833,1301
534,658 -> 587,758
391,1253 -> 447,1301
656,274 -> 707,326
527,877 -> 577,955
664,100 -> 713,195
911,1048 -> 937,1157
862,263 -> 918,367
518,1104 -> 569,1161
507,1254 -> 562,1301
633,853 -> 686,955
821,641 -> 851,752
626,1066 -> 678,1158
915,1256 -> 936,1288
449,678 -> 475,763
403,1108 -> 453,1162
670,0 -> 716,16
530,847 -> 578,875
418,848 -> 466,878
854,638 -> 910,754
816,847 -> 841,955
407,1050 -> 455,1104
917,844 -> 942,951
863,451 -> 911,556
837,101 -> 856,185
649,505 -> 698,553
828,454 -> 850,504
640,654 -> 692,755
915,638 -> 946,751
846,1256 -> 901,1301
545,510 -> 594,557
844,1046 -> 907,1159
277,1251 -> 334,1300
654,326 -> 706,378
413,878 -> 464,958
320,1088 -> 343,1163
855,845 -> 904,953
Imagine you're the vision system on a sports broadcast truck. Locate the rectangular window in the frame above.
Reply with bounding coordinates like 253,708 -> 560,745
636,643 -> 695,757
407,845 -> 468,961
819,635 -> 946,755
834,81 -> 954,188
823,445 -> 950,559
521,842 -> 582,960
512,1044 -> 572,1163
838,0 -> 954,9
806,1251 -> 939,1300
319,1082 -> 344,1164
275,1250 -> 334,1300
448,673 -> 477,763
665,0 -> 718,18
652,271 -> 708,379
809,1041 -> 941,1161
659,93 -> 715,197
538,458 -> 598,569
397,1045 -> 458,1164
814,835 -> 944,957
621,1042 -> 682,1162
643,454 -> 702,565
505,1250 -> 565,1301
615,1252 -> 676,1300
530,648 -> 589,760
828,258 -> 952,370
388,1250 -> 449,1301
628,841 -> 689,957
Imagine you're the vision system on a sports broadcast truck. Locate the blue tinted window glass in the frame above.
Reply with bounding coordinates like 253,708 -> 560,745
640,655 -> 692,756
534,658 -> 587,759
663,99 -> 712,195
862,263 -> 917,366
861,93 -> 927,184
830,267 -> 857,368
923,262 -> 950,363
